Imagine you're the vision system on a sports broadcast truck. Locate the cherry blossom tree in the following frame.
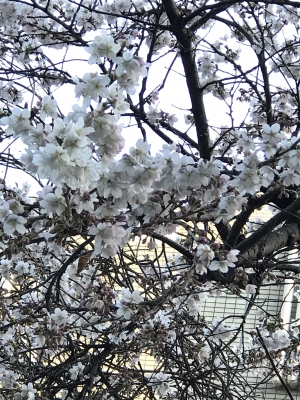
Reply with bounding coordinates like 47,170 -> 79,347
2,0 -> 300,399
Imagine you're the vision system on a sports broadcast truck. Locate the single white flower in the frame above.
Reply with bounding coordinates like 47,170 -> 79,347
245,284 -> 257,294
197,244 -> 215,261
116,51 -> 146,80
40,95 -> 57,120
15,261 -> 30,275
51,308 -> 69,326
226,249 -> 239,263
40,189 -> 66,216
3,214 -> 27,235
209,258 -> 236,274
7,199 -> 24,214
120,288 -> 143,304
20,382 -> 37,399
86,31 -> 121,63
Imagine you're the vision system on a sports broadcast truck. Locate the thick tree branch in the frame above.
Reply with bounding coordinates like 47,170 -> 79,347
162,0 -> 211,159
236,197 -> 300,255
238,222 -> 300,267
226,187 -> 282,249
184,0 -> 300,29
